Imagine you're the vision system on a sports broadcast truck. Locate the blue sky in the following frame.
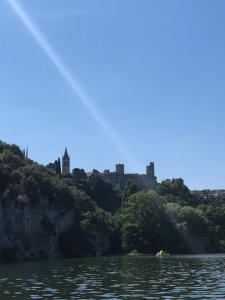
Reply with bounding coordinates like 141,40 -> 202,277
0,0 -> 225,190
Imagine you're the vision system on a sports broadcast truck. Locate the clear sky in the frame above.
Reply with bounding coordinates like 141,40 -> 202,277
0,0 -> 225,190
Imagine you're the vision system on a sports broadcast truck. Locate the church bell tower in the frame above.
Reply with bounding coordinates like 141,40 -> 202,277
62,148 -> 70,175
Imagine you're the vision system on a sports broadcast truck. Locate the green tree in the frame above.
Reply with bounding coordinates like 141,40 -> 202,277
122,180 -> 138,206
118,190 -> 174,253
90,177 -> 121,212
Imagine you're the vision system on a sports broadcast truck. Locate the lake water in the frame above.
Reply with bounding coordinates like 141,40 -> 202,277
0,254 -> 225,299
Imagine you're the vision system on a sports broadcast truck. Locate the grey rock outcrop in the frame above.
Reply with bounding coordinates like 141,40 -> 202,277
0,198 -> 76,262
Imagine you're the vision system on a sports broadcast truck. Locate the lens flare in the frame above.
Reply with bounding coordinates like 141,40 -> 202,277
6,0 -> 140,170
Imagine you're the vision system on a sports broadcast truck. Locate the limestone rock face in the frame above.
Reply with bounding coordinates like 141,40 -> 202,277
0,198 -> 112,262
0,198 -> 76,262
0,141 -> 112,262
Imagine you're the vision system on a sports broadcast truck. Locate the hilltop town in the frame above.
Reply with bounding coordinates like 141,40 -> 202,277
47,148 -> 157,191
46,148 -> 225,201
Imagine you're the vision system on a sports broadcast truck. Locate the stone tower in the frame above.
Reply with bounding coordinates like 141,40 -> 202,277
116,164 -> 124,175
146,162 -> 155,177
62,148 -> 70,175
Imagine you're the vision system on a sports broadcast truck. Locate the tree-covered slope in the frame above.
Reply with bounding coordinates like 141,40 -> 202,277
1,140 -> 225,262
0,141 -> 113,261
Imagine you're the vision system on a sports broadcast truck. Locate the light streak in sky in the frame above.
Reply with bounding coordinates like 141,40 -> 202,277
6,0 -> 140,170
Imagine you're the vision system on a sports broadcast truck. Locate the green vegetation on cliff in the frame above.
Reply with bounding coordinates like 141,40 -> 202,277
1,140 -> 225,262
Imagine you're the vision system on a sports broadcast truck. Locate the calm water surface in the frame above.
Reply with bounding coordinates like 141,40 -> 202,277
0,254 -> 225,299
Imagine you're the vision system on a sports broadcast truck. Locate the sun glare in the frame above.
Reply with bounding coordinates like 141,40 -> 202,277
6,0 -> 140,171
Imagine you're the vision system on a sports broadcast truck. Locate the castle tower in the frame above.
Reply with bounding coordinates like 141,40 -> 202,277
146,162 -> 155,177
116,164 -> 124,175
146,162 -> 157,187
62,148 -> 70,175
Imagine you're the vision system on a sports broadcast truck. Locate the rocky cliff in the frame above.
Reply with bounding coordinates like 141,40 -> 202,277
0,198 -> 76,261
0,141 -> 112,262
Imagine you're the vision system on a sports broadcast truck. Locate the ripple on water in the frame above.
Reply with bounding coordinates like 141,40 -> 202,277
1,255 -> 225,299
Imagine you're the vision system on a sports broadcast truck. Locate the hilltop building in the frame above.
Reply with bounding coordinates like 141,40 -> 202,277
62,148 -> 70,175
47,148 -> 157,190
46,148 -> 70,175
88,162 -> 157,191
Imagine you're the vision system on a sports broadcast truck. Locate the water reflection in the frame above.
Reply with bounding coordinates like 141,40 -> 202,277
0,254 -> 225,299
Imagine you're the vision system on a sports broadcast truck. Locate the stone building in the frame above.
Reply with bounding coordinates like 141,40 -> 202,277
115,164 -> 125,175
47,149 -> 70,175
47,158 -> 61,175
62,148 -> 70,175
88,162 -> 157,191
47,149 -> 157,191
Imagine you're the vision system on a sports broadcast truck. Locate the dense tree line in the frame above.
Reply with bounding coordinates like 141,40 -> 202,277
1,140 -> 225,261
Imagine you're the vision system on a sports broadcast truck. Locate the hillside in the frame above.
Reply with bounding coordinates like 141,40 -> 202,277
1,140 -> 225,262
